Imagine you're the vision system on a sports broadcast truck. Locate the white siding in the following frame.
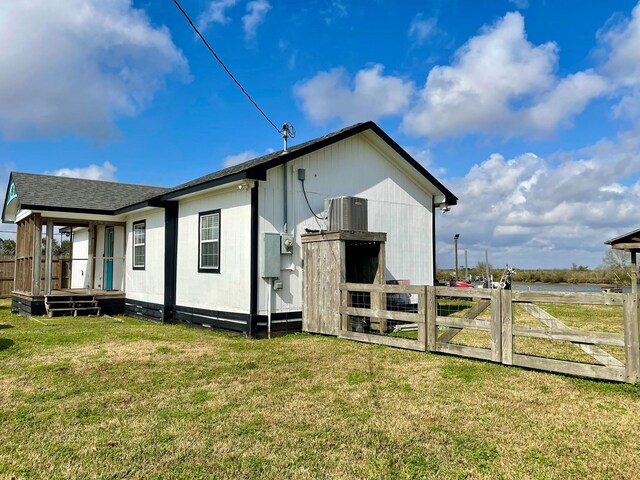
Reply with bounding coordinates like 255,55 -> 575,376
175,186 -> 252,313
70,225 -> 125,290
70,228 -> 89,289
258,134 -> 435,315
125,209 -> 165,305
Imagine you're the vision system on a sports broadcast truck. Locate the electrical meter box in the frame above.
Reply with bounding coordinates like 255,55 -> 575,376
281,234 -> 294,254
261,233 -> 281,278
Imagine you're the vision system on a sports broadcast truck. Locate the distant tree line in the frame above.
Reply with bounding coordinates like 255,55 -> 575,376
437,250 -> 634,286
0,238 -> 71,258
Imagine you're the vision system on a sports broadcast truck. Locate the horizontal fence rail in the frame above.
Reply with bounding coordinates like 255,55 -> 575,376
338,283 -> 640,383
339,283 -> 426,351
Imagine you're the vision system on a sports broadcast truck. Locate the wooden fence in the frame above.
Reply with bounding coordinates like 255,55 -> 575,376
339,283 -> 640,383
0,256 -> 70,298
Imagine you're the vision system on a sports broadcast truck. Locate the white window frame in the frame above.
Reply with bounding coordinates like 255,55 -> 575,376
133,220 -> 146,270
199,210 -> 220,273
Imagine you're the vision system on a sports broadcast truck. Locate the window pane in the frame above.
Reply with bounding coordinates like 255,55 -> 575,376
134,223 -> 145,245
199,212 -> 220,271
134,245 -> 145,267
200,241 -> 219,269
200,214 -> 219,242
133,222 -> 145,267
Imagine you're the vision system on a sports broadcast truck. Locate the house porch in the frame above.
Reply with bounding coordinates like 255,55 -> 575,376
11,212 -> 127,317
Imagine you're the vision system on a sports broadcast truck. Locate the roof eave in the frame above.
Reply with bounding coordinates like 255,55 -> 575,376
19,204 -> 115,216
605,227 -> 640,245
159,170 -> 266,202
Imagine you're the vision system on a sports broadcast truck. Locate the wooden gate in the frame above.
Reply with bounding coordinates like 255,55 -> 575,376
338,283 -> 640,383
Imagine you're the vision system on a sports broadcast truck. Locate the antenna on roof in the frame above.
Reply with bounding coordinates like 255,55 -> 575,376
282,123 -> 296,152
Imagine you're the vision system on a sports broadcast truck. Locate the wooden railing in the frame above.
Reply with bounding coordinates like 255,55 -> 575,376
0,256 -> 70,298
339,283 -> 640,383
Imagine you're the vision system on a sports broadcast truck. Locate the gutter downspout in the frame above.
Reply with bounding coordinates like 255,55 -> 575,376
431,197 -> 437,284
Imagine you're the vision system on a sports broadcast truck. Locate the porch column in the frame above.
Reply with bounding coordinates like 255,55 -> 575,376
87,222 -> 95,289
31,214 -> 42,296
631,250 -> 637,296
44,220 -> 53,295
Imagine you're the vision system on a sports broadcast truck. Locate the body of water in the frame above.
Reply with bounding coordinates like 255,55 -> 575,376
511,282 -> 631,293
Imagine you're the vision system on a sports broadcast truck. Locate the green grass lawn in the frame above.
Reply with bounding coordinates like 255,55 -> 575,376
1,299 -> 640,479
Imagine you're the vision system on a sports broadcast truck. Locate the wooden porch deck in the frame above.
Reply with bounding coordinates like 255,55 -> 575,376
11,289 -> 126,317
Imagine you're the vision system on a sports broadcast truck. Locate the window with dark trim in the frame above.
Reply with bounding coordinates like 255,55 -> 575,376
133,220 -> 146,270
199,209 -> 220,273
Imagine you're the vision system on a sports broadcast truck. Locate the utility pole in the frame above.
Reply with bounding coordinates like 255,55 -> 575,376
464,250 -> 468,282
454,234 -> 460,280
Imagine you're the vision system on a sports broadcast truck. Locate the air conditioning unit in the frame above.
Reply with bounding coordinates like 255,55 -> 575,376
324,196 -> 368,232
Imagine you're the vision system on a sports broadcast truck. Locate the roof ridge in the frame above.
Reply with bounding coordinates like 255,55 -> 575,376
167,121 -> 372,194
12,171 -> 169,190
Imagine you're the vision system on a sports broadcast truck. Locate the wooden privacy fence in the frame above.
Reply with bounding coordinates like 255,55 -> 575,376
339,283 -> 640,383
0,256 -> 70,298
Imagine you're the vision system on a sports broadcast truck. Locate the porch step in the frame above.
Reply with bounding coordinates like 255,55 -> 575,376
44,295 -> 101,318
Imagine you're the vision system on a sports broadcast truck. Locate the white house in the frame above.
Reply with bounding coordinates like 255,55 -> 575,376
2,121 -> 457,336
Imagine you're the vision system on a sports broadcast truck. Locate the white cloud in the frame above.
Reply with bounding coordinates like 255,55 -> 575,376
404,147 -> 433,168
198,0 -> 238,30
0,0 -> 188,141
242,0 -> 271,41
403,146 -> 448,177
402,12 -> 608,139
48,161 -> 118,181
598,2 -> 640,119
222,148 -> 274,168
294,65 -> 414,125
323,1 -> 348,25
408,14 -> 437,45
438,124 -> 640,268
524,70 -> 608,133
222,150 -> 260,168
508,0 -> 529,9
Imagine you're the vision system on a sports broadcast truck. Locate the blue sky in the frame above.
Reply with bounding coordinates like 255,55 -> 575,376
2,0 -> 640,269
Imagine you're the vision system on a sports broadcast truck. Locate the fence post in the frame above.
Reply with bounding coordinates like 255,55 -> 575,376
340,286 -> 348,333
501,289 -> 513,365
491,289 -> 502,363
371,288 -> 385,334
426,285 -> 437,352
624,293 -> 639,383
417,289 -> 426,349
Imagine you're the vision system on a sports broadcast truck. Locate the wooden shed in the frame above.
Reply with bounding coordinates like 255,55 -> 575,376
301,230 -> 386,335
605,228 -> 640,294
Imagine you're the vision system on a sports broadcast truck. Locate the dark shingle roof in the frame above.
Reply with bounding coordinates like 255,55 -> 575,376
3,121 -> 457,221
166,123 -> 368,195
163,121 -> 458,205
11,172 -> 169,213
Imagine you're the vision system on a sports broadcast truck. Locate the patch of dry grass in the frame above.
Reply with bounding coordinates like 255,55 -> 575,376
1,299 -> 640,478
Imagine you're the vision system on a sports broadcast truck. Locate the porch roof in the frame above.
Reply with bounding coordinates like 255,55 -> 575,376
605,228 -> 640,251
2,172 -> 169,222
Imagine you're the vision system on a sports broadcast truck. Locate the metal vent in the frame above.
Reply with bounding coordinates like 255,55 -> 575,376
324,196 -> 368,231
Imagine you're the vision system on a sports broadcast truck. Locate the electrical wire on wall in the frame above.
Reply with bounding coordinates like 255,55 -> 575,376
300,179 -> 326,231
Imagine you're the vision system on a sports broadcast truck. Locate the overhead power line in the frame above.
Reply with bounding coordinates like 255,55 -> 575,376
171,0 -> 282,135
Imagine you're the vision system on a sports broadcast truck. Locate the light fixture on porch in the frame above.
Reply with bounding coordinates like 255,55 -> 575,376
238,181 -> 251,191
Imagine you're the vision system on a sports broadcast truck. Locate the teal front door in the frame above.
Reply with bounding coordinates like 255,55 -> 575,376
104,226 -> 114,290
